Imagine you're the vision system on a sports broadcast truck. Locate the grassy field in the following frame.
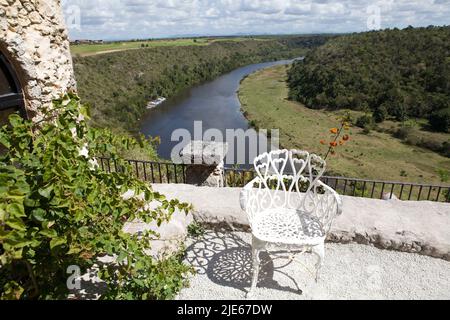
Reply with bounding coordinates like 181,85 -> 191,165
238,64 -> 450,184
70,37 -> 270,56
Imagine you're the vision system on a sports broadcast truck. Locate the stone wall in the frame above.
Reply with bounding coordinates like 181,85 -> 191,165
0,0 -> 76,121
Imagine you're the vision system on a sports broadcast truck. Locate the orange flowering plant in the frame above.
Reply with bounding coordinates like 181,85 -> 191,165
320,112 -> 353,160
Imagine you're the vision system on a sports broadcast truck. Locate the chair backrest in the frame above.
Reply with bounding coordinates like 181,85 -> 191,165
252,149 -> 327,212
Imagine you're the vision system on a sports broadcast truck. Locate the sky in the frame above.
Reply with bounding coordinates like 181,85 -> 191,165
60,0 -> 450,40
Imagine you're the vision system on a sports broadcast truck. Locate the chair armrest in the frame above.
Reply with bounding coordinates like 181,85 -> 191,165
240,177 -> 265,226
318,181 -> 343,216
240,177 -> 261,211
311,181 -> 343,234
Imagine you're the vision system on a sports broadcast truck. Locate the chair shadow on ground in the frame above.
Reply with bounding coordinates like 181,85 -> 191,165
185,230 -> 304,295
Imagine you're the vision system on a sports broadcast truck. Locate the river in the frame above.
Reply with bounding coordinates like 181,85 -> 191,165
140,58 -> 301,166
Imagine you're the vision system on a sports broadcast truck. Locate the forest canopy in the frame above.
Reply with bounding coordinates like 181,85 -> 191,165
287,26 -> 450,132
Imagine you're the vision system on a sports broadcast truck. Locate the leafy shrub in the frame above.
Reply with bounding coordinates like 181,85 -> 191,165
441,142 -> 450,157
429,107 -> 450,133
362,127 -> 372,135
355,115 -> 374,129
248,120 -> 258,129
394,125 -> 413,140
187,221 -> 205,238
404,133 -> 421,146
373,105 -> 388,123
0,94 -> 192,300
418,138 -> 443,153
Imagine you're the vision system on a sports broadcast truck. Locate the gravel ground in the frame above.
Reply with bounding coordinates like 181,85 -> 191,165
177,231 -> 450,300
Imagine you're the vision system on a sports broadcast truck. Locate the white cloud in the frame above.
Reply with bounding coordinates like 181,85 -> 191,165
61,0 -> 450,40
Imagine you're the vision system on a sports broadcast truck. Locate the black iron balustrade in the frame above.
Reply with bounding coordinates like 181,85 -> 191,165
97,157 -> 450,203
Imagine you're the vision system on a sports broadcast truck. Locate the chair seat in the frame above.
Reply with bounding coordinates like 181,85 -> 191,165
252,208 -> 325,245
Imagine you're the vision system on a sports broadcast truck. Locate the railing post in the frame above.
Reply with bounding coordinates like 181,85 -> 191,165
389,184 -> 395,199
408,185 -> 414,200
150,163 -> 155,183
427,186 -> 432,201
399,184 -> 405,200
380,182 -> 385,199
143,162 -> 147,181
417,186 -> 423,201
361,181 -> 367,198
180,141 -> 228,187
436,187 -> 442,202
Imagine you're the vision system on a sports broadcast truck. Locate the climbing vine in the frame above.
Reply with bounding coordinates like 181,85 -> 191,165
0,94 -> 192,299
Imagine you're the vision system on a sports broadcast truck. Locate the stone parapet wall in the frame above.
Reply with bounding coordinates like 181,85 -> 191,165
0,0 -> 76,121
153,184 -> 450,261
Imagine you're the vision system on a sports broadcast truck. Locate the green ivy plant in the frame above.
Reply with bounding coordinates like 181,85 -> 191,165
0,94 -> 193,300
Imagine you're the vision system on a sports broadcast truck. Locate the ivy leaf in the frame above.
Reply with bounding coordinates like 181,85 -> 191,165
0,131 -> 11,149
38,185 -> 54,199
7,203 -> 25,218
5,218 -> 26,231
67,246 -> 82,255
50,237 -> 66,250
7,114 -> 23,128
31,208 -> 46,222
39,229 -> 57,238
117,251 -> 128,264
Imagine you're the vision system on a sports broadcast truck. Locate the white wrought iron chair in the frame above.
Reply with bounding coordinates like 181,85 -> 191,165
240,149 -> 342,297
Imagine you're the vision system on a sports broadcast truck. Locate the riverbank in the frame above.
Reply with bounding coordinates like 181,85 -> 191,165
238,64 -> 450,184
74,37 -> 327,132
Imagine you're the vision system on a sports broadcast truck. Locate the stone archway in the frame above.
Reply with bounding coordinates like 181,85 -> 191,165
0,50 -> 27,125
0,0 -> 77,122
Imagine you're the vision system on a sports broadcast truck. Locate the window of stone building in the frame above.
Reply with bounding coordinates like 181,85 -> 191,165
0,52 -> 26,128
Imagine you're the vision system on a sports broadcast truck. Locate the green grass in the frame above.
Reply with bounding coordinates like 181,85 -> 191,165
238,64 -> 450,184
70,37 -> 270,56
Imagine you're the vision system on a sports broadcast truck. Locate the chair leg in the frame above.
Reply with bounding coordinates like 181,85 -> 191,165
247,247 -> 260,299
247,236 -> 265,298
312,243 -> 325,282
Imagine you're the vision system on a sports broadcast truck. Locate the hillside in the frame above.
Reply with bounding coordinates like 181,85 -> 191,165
287,26 -> 450,131
73,36 -> 327,131
239,64 -> 450,184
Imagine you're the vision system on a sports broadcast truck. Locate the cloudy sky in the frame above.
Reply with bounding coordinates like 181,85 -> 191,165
60,0 -> 450,40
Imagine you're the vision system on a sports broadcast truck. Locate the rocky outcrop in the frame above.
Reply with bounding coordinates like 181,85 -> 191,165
0,0 -> 76,121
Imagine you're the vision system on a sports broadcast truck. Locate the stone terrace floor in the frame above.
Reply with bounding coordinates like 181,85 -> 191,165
176,231 -> 450,300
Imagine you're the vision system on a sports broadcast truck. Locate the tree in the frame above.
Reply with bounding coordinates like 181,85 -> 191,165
356,114 -> 374,129
429,107 -> 450,132
287,26 -> 450,131
373,104 -> 388,123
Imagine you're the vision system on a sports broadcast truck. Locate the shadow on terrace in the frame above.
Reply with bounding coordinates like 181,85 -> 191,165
185,230 -> 307,295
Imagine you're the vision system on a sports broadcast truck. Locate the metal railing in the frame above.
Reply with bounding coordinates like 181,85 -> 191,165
98,157 -> 450,203
98,157 -> 187,185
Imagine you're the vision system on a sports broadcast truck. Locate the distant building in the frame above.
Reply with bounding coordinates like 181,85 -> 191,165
71,39 -> 104,45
